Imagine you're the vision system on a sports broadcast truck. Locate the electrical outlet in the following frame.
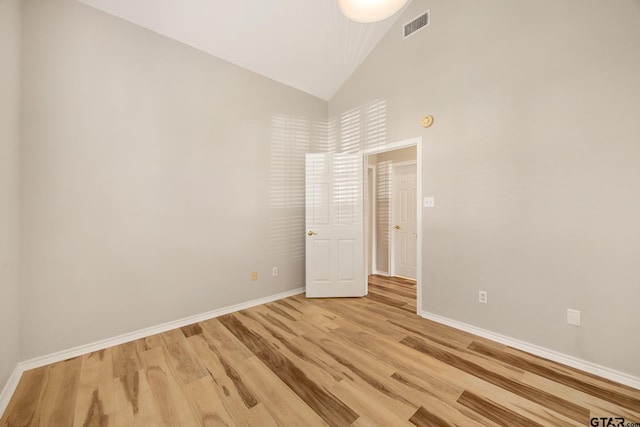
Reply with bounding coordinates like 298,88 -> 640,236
272,267 -> 278,276
424,196 -> 435,208
251,272 -> 258,281
479,290 -> 488,304
567,309 -> 581,326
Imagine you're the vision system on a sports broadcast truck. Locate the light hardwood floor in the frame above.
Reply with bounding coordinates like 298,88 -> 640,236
2,275 -> 639,426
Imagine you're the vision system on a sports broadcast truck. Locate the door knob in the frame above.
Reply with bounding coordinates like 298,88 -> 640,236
307,230 -> 317,236
395,225 -> 401,229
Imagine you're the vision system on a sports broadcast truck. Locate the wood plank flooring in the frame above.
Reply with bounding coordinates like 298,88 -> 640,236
2,275 -> 639,426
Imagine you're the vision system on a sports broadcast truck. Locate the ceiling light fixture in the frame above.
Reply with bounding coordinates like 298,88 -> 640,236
338,0 -> 409,23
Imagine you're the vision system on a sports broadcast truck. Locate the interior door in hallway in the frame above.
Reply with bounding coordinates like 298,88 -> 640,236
305,153 -> 365,297
392,163 -> 417,280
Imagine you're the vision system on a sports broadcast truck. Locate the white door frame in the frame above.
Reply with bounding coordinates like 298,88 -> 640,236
367,164 -> 377,276
390,160 -> 417,279
360,137 -> 423,314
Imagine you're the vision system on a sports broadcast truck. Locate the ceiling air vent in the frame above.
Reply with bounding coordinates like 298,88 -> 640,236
403,10 -> 430,39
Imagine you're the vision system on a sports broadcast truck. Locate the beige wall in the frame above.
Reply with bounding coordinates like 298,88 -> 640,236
19,0 -> 327,360
330,0 -> 640,377
8,0 -> 640,383
0,0 -> 22,389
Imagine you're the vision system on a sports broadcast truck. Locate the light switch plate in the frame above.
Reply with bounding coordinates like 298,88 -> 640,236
567,309 -> 581,326
424,197 -> 435,208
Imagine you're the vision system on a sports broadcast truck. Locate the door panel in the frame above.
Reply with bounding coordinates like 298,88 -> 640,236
306,153 -> 364,297
338,239 -> 355,280
313,183 -> 330,225
313,239 -> 331,281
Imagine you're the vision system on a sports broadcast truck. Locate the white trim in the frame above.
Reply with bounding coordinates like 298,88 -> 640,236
18,287 -> 304,372
391,160 -> 417,167
367,164 -> 377,276
415,142 -> 423,314
421,310 -> 640,390
0,366 -> 22,417
1,287 -> 303,417
361,137 -> 421,156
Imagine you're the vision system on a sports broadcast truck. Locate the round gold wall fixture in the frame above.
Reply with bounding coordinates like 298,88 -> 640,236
420,115 -> 434,128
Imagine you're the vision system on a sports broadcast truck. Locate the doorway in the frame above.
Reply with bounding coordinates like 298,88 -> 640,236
363,137 -> 422,314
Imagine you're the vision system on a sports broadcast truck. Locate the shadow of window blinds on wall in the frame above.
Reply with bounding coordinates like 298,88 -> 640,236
268,99 -> 387,263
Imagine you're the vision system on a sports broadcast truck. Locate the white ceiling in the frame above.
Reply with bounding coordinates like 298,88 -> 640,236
78,0 -> 411,100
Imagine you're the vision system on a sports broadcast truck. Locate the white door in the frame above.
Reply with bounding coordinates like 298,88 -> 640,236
305,153 -> 365,297
392,163 -> 417,279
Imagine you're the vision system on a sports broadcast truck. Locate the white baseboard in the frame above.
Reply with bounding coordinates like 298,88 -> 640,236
421,310 -> 640,390
0,366 -> 23,418
1,287 -> 304,418
372,270 -> 389,276
18,287 -> 304,372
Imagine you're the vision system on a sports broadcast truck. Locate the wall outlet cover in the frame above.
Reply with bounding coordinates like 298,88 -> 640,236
479,290 -> 488,304
424,196 -> 435,208
567,309 -> 581,326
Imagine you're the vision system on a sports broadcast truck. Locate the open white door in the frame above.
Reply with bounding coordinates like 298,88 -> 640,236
305,153 -> 365,298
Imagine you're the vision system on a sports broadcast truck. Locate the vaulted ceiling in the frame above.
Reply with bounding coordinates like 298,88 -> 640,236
78,0 -> 411,100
